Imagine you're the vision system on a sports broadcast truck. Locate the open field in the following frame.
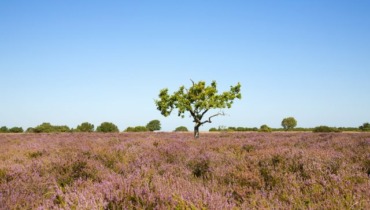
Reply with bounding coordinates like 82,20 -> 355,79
0,132 -> 369,209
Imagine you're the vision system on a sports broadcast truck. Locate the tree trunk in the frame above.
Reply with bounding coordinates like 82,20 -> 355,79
194,125 -> 200,138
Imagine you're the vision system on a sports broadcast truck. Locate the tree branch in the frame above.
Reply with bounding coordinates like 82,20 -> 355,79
200,109 -> 209,119
190,79 -> 195,86
200,111 -> 225,126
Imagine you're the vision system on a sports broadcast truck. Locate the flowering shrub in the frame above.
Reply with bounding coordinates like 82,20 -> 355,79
0,132 -> 369,209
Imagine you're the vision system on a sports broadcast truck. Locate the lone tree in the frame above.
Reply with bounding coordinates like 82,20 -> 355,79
281,117 -> 297,131
155,80 -> 241,138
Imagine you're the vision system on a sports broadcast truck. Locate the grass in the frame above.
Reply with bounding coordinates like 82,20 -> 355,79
0,132 -> 369,209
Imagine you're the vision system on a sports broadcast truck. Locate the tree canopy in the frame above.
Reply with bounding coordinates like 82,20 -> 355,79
281,117 -> 297,130
359,122 -> 370,131
155,80 -> 241,138
96,122 -> 119,133
146,120 -> 161,131
174,126 -> 188,132
76,122 -> 94,132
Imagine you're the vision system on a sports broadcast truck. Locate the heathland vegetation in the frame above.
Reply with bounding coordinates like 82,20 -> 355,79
0,132 -> 369,209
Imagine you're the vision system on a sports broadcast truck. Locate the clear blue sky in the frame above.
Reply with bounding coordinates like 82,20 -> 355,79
1,0 -> 369,131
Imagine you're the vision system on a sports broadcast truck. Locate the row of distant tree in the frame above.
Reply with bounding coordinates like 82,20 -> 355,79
209,117 -> 370,133
0,120 -> 160,133
1,118 -> 369,133
0,120 -> 191,133
209,125 -> 369,133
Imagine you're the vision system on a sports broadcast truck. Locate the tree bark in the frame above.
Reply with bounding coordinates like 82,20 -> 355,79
194,125 -> 200,138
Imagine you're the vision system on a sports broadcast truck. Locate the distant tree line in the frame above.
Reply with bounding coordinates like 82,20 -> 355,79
1,118 -> 369,133
208,118 -> 370,133
0,120 -> 162,133
209,125 -> 363,133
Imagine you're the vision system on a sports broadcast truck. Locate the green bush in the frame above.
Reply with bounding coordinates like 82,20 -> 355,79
76,122 -> 94,132
175,126 -> 188,132
259,124 -> 272,132
0,126 -> 9,133
26,127 -> 35,133
359,123 -> 370,132
9,127 -> 24,133
96,122 -> 119,133
146,120 -> 161,131
125,126 -> 148,132
33,123 -> 71,133
312,126 -> 341,133
209,127 -> 218,132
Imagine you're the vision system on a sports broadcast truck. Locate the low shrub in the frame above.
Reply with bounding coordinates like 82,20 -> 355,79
96,122 -> 119,133
28,151 -> 43,159
359,123 -> 370,132
242,144 -> 255,152
9,127 -> 24,133
259,124 -> 272,132
125,126 -> 148,132
55,159 -> 98,188
312,126 -> 341,133
146,120 -> 161,131
175,126 -> 188,132
76,122 -> 94,132
0,126 -> 9,133
33,123 -> 71,133
188,157 -> 211,180
0,168 -> 11,184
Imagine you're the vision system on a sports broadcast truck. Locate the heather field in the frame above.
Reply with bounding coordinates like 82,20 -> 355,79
0,132 -> 369,209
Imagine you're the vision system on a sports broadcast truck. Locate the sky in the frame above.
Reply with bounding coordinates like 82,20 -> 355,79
1,0 -> 370,131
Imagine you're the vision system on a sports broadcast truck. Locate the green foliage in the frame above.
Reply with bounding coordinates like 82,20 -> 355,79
359,122 -> 370,132
33,123 -> 71,133
0,126 -> 8,133
209,127 -> 218,132
312,126 -> 341,133
146,120 -> 161,131
259,124 -> 272,132
337,127 -> 359,132
281,117 -> 297,130
155,80 -> 241,137
125,126 -> 148,132
96,122 -> 119,133
26,127 -> 35,133
76,122 -> 94,132
175,126 -> 188,132
9,127 -> 24,133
